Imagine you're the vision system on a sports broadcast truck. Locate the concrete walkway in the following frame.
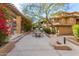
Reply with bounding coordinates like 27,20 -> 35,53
49,35 -> 79,56
7,34 -> 79,56
7,34 -> 59,56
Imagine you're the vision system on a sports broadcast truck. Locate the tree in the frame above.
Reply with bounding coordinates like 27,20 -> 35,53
21,18 -> 32,32
21,3 -> 68,21
20,3 -> 69,28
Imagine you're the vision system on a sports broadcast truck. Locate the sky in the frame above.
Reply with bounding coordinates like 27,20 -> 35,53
13,3 -> 22,13
14,3 -> 79,12
67,3 -> 79,12
13,3 -> 79,22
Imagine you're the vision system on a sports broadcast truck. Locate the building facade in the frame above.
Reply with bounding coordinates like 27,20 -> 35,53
0,3 -> 28,36
51,12 -> 79,35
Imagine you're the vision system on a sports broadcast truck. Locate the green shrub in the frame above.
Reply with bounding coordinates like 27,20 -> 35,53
72,24 -> 79,41
22,19 -> 32,32
51,27 -> 56,34
0,31 -> 8,46
23,24 -> 32,32
43,27 -> 56,34
43,27 -> 51,34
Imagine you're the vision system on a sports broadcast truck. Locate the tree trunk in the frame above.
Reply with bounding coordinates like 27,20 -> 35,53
46,14 -> 55,28
46,13 -> 56,34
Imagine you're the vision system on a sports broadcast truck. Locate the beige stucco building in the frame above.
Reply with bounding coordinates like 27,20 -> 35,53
51,12 -> 79,35
1,3 -> 28,34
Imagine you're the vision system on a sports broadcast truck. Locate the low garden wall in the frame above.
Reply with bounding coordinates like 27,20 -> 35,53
0,42 -> 15,56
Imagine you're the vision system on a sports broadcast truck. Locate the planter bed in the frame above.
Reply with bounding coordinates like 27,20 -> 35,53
0,42 -> 15,56
45,33 -> 51,38
53,44 -> 72,50
67,37 -> 79,46
0,32 -> 30,56
0,33 -> 23,56
25,31 -> 31,35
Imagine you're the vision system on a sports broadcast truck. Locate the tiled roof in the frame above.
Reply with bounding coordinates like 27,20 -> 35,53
6,3 -> 28,20
52,12 -> 79,19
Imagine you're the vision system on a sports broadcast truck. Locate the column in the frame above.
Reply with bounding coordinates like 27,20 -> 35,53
16,16 -> 22,34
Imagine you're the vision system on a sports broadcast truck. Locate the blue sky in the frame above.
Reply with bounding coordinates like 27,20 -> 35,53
13,3 -> 79,22
67,3 -> 79,12
14,3 -> 79,12
14,3 -> 22,12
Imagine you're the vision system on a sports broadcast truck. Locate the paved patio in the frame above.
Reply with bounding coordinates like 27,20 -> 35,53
7,33 -> 79,56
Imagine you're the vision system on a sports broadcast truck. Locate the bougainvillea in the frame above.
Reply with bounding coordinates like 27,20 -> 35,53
0,15 -> 9,35
0,4 -> 10,36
